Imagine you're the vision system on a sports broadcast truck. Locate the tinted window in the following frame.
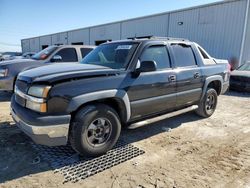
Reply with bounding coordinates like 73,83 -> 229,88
171,44 -> 196,67
80,48 -> 93,58
140,46 -> 171,69
55,48 -> 78,62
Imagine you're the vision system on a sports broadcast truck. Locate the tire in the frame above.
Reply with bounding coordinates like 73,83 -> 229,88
69,104 -> 121,157
195,88 -> 218,118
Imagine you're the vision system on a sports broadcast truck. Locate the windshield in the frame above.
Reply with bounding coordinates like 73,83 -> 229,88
32,46 -> 58,60
80,42 -> 138,69
237,63 -> 250,71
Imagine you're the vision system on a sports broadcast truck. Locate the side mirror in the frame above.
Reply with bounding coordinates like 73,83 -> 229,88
51,55 -> 62,62
137,60 -> 157,73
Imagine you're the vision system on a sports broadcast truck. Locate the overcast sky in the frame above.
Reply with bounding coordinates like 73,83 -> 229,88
0,0 -> 220,52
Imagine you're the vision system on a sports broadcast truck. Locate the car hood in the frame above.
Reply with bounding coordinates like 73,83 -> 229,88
0,58 -> 37,66
18,63 -> 121,83
231,70 -> 250,78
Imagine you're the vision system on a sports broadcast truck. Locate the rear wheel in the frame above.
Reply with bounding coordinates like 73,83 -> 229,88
69,104 -> 121,157
195,88 -> 218,118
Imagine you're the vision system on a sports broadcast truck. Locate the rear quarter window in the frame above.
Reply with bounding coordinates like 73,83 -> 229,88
197,46 -> 216,65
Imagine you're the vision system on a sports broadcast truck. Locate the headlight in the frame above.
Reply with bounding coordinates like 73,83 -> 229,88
25,85 -> 51,112
28,85 -> 51,98
0,69 -> 8,77
26,101 -> 47,113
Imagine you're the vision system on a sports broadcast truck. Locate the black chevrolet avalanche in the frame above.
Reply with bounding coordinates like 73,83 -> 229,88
11,37 -> 230,156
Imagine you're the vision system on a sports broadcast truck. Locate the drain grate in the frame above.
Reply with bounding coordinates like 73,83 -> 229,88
31,140 -> 145,183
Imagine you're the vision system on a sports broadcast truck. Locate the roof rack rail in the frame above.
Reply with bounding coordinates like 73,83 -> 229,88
127,35 -> 188,41
127,35 -> 154,40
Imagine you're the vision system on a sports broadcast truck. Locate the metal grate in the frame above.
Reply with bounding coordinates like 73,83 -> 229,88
31,140 -> 145,183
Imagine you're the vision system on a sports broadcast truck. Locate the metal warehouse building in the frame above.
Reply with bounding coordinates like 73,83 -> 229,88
21,0 -> 250,64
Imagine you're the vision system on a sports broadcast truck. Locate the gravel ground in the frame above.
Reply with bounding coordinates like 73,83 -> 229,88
0,91 -> 249,188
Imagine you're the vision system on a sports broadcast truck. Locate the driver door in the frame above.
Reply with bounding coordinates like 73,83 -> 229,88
128,44 -> 177,120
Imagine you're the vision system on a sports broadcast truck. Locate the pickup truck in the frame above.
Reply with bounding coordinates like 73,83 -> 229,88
11,37 -> 230,157
0,45 -> 95,91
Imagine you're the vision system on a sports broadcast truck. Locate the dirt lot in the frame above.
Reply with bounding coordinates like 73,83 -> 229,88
0,91 -> 249,188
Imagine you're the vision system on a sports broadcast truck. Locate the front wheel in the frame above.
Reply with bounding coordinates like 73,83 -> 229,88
195,88 -> 218,118
69,104 -> 121,157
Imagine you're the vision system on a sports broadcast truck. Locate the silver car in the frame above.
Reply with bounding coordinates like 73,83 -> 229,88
0,45 -> 95,91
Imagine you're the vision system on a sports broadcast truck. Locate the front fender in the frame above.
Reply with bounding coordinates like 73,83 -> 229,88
66,89 -> 131,122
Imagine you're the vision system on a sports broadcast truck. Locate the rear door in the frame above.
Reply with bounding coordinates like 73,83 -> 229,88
128,44 -> 176,119
169,43 -> 203,107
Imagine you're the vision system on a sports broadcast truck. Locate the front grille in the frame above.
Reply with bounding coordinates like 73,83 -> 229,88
15,93 -> 26,107
15,79 -> 29,107
15,80 -> 29,93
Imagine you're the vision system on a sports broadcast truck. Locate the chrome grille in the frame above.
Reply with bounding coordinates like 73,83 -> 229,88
15,94 -> 26,107
15,80 -> 28,107
15,80 -> 28,93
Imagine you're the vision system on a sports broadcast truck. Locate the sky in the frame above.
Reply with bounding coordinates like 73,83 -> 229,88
0,0 -> 221,52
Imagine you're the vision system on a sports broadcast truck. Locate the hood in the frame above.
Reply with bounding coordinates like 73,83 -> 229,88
18,63 -> 120,83
231,70 -> 250,78
0,58 -> 36,66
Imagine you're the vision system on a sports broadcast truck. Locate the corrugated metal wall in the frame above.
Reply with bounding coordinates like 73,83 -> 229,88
51,32 -> 68,45
89,23 -> 120,45
68,29 -> 89,45
121,14 -> 169,39
22,0 -> 248,62
21,39 -> 30,53
29,37 -> 40,52
168,0 -> 247,60
40,35 -> 52,50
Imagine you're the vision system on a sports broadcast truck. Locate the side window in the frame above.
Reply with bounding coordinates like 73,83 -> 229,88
55,48 -> 78,62
198,47 -> 209,59
140,46 -> 171,69
80,48 -> 93,58
171,44 -> 196,67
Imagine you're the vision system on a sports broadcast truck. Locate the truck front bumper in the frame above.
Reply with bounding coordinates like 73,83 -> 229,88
11,97 -> 71,146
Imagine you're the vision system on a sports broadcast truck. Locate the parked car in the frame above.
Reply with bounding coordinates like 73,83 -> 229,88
230,62 -> 250,92
0,52 -> 22,61
11,37 -> 230,157
22,52 -> 36,59
0,45 -> 95,91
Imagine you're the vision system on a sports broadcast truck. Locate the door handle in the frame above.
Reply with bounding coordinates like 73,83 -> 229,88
169,75 -> 176,82
194,72 -> 200,79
